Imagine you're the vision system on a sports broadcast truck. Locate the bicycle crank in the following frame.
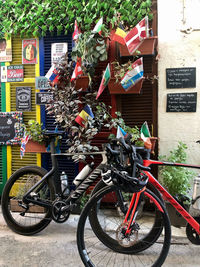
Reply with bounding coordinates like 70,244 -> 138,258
186,217 -> 200,245
52,200 -> 70,223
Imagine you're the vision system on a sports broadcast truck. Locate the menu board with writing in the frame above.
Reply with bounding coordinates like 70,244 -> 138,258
166,67 -> 196,88
167,92 -> 197,112
0,112 -> 23,145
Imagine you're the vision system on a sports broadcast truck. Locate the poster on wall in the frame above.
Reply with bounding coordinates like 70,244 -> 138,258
51,43 -> 68,64
22,39 -> 37,64
16,87 -> 32,111
35,76 -> 51,90
1,66 -> 7,82
7,65 -> 24,82
0,112 -> 23,145
0,37 -> 12,62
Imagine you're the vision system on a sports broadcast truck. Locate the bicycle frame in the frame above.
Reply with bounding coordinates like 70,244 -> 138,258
142,159 -> 200,234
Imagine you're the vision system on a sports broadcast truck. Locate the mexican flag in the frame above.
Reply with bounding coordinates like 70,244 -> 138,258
96,63 -> 111,99
93,18 -> 103,35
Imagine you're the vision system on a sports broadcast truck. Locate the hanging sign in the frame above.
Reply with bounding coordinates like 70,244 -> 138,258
0,37 -> 12,62
0,112 -> 23,145
16,87 -> 32,111
51,43 -> 68,64
35,76 -> 51,90
22,39 -> 37,64
35,92 -> 54,105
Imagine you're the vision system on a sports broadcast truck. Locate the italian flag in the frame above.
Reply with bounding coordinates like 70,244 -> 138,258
93,18 -> 103,35
96,63 -> 111,99
141,121 -> 152,149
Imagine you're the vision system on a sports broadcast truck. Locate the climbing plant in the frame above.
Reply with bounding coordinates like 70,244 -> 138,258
0,0 -> 152,38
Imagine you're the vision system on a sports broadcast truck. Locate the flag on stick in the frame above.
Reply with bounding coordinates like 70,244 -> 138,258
121,58 -> 143,91
140,121 -> 152,149
124,16 -> 149,54
116,126 -> 128,139
75,105 -> 94,128
45,65 -> 59,84
112,25 -> 127,45
92,18 -> 103,35
72,20 -> 81,41
71,57 -> 83,81
96,64 -> 111,99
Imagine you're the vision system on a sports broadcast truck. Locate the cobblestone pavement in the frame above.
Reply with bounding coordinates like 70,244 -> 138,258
0,212 -> 199,267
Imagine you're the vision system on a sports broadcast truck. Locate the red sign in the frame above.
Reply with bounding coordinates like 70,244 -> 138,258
22,39 -> 37,64
7,65 -> 24,82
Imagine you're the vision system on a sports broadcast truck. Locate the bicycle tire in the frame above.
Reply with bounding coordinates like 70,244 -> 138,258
1,166 -> 55,235
90,179 -> 164,252
77,186 -> 171,267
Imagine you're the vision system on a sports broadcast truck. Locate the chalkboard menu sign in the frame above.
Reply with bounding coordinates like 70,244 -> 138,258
35,92 -> 53,105
166,67 -> 196,88
16,87 -> 31,111
167,92 -> 197,112
0,112 -> 23,145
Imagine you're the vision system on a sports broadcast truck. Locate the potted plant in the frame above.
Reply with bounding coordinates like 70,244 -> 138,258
22,120 -> 47,153
108,60 -> 144,94
71,30 -> 109,88
159,142 -> 195,227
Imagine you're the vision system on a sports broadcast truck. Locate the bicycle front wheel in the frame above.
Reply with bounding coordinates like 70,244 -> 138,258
77,186 -> 171,267
1,166 -> 55,235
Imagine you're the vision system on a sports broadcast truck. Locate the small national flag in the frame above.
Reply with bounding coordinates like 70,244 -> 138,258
75,105 -> 94,128
116,126 -> 128,139
71,57 -> 83,81
112,26 -> 127,45
124,16 -> 149,54
45,65 -> 59,83
140,121 -> 152,149
121,58 -> 143,91
92,18 -> 103,35
20,133 -> 29,159
96,63 -> 111,99
72,20 -> 81,41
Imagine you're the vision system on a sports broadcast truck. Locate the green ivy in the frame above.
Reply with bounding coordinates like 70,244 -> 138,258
0,0 -> 152,38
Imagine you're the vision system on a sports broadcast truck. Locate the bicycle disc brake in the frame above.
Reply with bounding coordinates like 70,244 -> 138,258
52,200 -> 70,223
186,217 -> 200,245
116,222 -> 139,247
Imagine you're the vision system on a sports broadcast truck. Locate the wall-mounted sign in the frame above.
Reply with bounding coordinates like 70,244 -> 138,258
167,92 -> 197,112
51,43 -> 68,64
22,39 -> 37,64
0,112 -> 23,145
166,67 -> 196,88
7,65 -> 24,82
1,66 -> 7,82
16,87 -> 31,111
0,37 -> 12,62
36,92 -> 54,105
35,76 -> 51,90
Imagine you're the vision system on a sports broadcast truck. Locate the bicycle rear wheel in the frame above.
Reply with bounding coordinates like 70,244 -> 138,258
77,186 -> 171,267
1,166 -> 55,235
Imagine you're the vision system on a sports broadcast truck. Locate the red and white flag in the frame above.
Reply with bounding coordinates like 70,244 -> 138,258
72,20 -> 81,41
124,17 -> 149,55
71,57 -> 83,81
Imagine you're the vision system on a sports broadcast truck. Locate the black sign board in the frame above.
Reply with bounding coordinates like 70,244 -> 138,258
0,112 -> 23,145
167,92 -> 197,112
166,67 -> 196,88
16,87 -> 31,111
36,92 -> 53,105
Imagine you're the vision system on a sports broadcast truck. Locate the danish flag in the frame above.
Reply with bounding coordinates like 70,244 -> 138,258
124,17 -> 149,55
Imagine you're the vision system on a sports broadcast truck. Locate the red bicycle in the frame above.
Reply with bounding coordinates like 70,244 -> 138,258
77,138 -> 200,267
